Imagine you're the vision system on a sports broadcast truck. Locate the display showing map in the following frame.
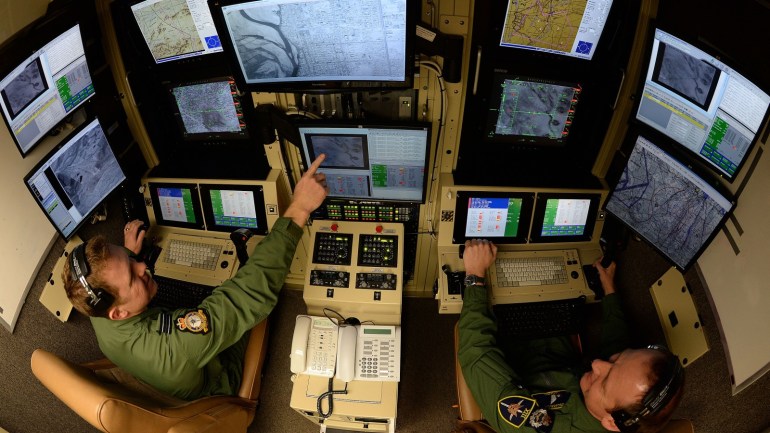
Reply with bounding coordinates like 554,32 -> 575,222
605,137 -> 732,268
494,79 -> 577,139
309,135 -> 368,169
132,0 -> 204,62
172,81 -> 241,134
500,0 -> 587,53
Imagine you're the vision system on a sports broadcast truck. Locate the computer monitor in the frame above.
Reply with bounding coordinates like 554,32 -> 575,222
451,191 -> 535,245
0,23 -> 95,157
24,118 -> 125,240
499,0 -> 615,60
130,0 -> 223,64
484,74 -> 581,146
199,183 -> 268,234
635,28 -> 770,181
605,134 -> 735,271
529,193 -> 601,243
167,77 -> 248,141
295,122 -> 431,202
210,0 -> 415,92
147,182 -> 205,230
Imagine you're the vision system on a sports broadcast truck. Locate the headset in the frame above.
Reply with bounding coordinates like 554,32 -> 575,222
70,242 -> 115,313
611,345 -> 685,432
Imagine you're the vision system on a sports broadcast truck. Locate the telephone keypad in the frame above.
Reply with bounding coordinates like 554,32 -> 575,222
357,338 -> 398,379
306,318 -> 338,377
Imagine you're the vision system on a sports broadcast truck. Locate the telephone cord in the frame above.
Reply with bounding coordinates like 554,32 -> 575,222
316,377 -> 348,419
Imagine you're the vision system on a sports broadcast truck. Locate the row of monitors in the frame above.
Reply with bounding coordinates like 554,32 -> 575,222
143,180 -> 270,236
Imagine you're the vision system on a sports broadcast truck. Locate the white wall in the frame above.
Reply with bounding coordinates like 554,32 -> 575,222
0,0 -> 60,332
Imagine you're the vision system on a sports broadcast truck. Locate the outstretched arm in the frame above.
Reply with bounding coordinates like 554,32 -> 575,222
283,154 -> 329,228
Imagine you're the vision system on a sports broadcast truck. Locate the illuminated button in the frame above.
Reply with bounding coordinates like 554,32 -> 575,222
330,224 -> 338,232
376,225 -> 383,233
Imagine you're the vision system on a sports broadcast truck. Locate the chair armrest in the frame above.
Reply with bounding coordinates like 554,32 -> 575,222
238,319 -> 269,401
454,322 -> 485,422
167,404 -> 251,433
455,420 -> 497,433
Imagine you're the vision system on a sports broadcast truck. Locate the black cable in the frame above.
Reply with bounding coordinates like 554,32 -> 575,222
316,377 -> 348,419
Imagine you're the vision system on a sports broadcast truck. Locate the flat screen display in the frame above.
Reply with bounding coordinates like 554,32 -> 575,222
485,74 -> 581,146
605,134 -> 735,271
529,193 -> 600,243
296,122 -> 431,203
635,28 -> 770,181
213,0 -> 413,92
147,182 -> 205,230
130,0 -> 223,64
199,183 -> 268,234
0,24 -> 95,156
168,77 -> 248,140
451,191 -> 534,244
499,0 -> 614,60
24,118 -> 125,239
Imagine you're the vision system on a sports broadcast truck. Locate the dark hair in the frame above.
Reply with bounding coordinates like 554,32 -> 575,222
62,236 -> 121,318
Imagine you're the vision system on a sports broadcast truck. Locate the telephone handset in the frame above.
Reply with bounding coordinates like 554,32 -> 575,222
290,315 -> 339,377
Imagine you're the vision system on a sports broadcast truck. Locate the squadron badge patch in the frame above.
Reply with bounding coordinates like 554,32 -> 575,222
528,408 -> 555,433
497,396 -> 536,427
532,390 -> 571,410
176,309 -> 210,334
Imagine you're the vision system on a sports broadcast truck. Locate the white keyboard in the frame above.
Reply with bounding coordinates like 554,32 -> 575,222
162,238 -> 223,271
490,249 -> 582,288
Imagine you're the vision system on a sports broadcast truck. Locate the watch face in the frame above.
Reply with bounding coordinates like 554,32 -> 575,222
464,275 -> 485,286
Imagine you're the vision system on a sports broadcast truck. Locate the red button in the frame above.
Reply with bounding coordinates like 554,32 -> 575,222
376,225 -> 383,233
331,224 -> 338,232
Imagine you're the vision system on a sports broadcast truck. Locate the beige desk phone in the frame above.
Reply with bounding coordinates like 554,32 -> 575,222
290,315 -> 401,382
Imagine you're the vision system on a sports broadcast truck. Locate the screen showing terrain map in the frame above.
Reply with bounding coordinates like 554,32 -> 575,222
296,122 -> 431,202
168,77 -> 248,140
484,74 -> 581,146
215,0 -> 412,91
131,0 -> 223,64
499,0 -> 614,60
635,28 -> 770,182
24,118 -> 125,240
605,134 -> 734,271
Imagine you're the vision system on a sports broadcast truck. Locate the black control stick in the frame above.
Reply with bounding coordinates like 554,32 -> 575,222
230,228 -> 255,269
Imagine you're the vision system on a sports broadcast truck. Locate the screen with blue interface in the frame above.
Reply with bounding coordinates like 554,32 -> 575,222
636,28 -> 770,181
131,0 -> 223,64
0,24 -> 95,156
296,123 -> 430,202
169,78 -> 248,140
148,182 -> 204,229
485,74 -> 581,146
199,183 -> 268,234
216,0 -> 411,91
605,135 -> 734,271
24,118 -> 125,240
499,0 -> 614,60
452,191 -> 534,244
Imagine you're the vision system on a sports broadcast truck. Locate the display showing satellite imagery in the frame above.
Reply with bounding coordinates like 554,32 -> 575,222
308,134 -> 368,169
50,124 -> 124,216
606,137 -> 731,268
133,0 -> 204,61
655,44 -> 719,108
494,79 -> 577,139
2,60 -> 48,119
172,81 -> 241,134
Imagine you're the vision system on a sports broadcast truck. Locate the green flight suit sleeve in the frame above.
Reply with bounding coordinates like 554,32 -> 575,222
597,293 -> 630,360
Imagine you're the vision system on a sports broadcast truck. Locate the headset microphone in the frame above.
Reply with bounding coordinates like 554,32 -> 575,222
70,242 -> 114,313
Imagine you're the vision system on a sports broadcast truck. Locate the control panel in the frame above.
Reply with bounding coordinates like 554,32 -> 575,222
304,220 -> 405,326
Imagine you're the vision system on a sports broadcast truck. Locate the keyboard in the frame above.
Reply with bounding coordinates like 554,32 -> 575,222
494,254 -> 568,287
493,297 -> 586,339
162,238 -> 222,270
150,275 -> 214,309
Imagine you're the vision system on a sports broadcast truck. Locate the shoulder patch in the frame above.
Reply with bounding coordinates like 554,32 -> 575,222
497,396 -> 536,427
528,408 -> 555,433
532,390 -> 571,410
176,309 -> 211,334
157,312 -> 173,334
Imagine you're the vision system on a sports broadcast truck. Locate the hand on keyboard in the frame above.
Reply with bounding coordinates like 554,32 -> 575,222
463,239 -> 497,279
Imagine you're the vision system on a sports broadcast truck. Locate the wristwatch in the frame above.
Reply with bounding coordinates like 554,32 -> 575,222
464,274 -> 486,287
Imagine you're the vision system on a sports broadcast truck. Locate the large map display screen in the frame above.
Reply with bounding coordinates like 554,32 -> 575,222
500,0 -> 613,60
131,0 -> 223,64
605,135 -> 734,270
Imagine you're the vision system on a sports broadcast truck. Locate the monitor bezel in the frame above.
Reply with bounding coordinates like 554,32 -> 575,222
529,192 -> 601,243
0,22 -> 96,158
199,183 -> 268,234
605,131 -> 736,272
148,182 -> 206,230
293,120 -> 433,204
451,190 -> 535,245
483,73 -> 582,147
209,0 -> 417,93
23,117 -> 126,240
632,23 -> 770,183
164,75 -> 250,142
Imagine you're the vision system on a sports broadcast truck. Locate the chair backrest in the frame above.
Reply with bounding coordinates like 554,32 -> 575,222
31,319 -> 269,433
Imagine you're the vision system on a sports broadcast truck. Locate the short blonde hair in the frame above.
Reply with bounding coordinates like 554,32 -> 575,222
62,236 -> 122,318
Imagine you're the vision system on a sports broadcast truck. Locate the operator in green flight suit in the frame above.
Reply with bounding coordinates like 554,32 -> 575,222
62,155 -> 329,400
458,239 -> 684,433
